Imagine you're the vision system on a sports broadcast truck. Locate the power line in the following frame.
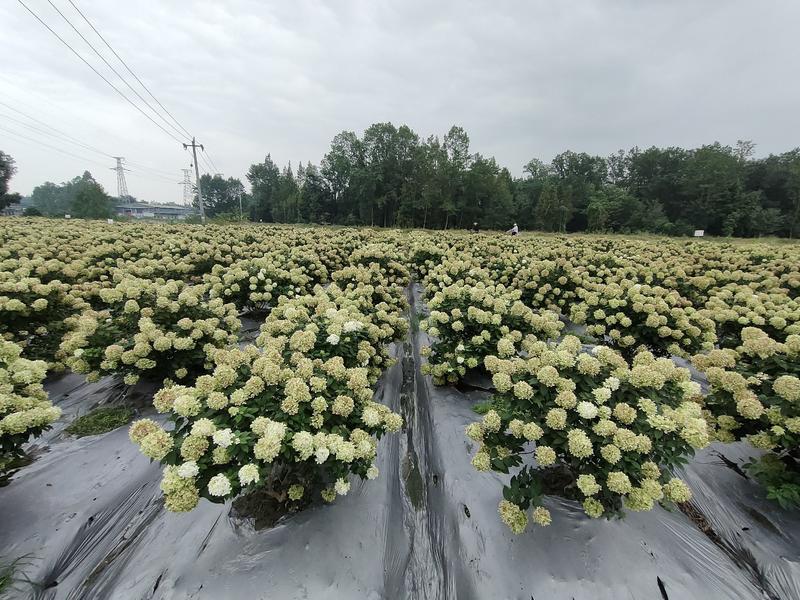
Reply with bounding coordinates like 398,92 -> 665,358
16,0 -> 186,144
198,151 -> 215,175
0,100 -> 111,157
0,124 -> 110,170
0,103 -> 178,183
0,110 -> 111,158
1,124 -> 178,186
124,159 -> 181,180
66,0 -> 194,140
44,0 -> 189,142
202,148 -> 219,173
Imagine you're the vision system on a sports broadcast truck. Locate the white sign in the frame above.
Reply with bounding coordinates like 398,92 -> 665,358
107,219 -> 114,224
65,214 -> 71,219
693,230 -> 704,237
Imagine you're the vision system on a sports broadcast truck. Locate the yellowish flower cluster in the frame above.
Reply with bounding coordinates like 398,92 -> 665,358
0,274 -> 87,368
59,278 -> 240,385
130,265 -> 406,514
466,335 -> 705,532
702,285 -> 800,348
569,280 -> 716,358
204,257 -> 314,313
694,328 -> 800,500
420,280 -> 563,385
0,340 -> 61,470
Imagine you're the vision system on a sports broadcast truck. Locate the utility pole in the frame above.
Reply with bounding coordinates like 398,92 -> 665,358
179,168 -> 192,205
183,138 -> 205,223
110,157 -> 130,199
238,190 -> 244,221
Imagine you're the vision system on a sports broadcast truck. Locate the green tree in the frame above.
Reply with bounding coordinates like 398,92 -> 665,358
0,151 -> 21,210
242,129 -> 800,237
247,155 -> 281,222
31,181 -> 71,215
550,151 -> 607,231
534,181 -> 563,231
196,174 -> 246,218
30,171 -> 103,217
441,126 -> 471,229
625,146 -> 689,224
321,131 -> 362,224
297,163 -> 332,223
274,164 -> 300,223
72,174 -> 113,219
680,143 -> 745,235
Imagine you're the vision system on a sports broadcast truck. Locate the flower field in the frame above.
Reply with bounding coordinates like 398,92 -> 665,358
1,217 -> 799,598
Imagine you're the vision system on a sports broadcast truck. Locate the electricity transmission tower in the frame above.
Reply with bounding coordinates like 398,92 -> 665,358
179,168 -> 192,205
110,156 -> 130,199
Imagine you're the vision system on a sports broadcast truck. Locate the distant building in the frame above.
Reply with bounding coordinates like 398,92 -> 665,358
115,201 -> 196,220
0,196 -> 31,217
0,203 -> 24,217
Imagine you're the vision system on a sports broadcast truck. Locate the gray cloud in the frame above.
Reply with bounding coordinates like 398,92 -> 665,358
2,0 -> 799,202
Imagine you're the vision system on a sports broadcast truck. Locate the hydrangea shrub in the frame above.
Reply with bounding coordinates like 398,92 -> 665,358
0,276 -> 87,368
569,281 -> 716,358
694,328 -> 800,506
130,287 -> 405,514
0,340 -> 61,471
204,258 -> 313,314
60,278 -> 240,385
467,336 -> 708,533
701,286 -> 800,349
420,282 -> 563,385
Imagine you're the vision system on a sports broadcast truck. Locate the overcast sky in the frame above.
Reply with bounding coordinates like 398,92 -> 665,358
2,0 -> 799,203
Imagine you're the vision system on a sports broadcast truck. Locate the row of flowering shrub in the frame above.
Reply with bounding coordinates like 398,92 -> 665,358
2,218 -> 800,524
0,274 -> 87,369
419,281 -> 563,385
0,340 -> 61,472
694,328 -> 800,507
465,337 -> 707,532
410,235 -> 799,528
2,220 -> 798,371
129,277 -> 407,513
59,278 -> 241,386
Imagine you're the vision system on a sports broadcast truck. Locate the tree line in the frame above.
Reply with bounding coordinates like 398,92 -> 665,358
5,122 -> 800,236
26,171 -> 116,219
0,151 -> 22,211
208,125 -> 800,237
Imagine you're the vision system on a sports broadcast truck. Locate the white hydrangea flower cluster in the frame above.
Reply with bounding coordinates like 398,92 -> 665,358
59,278 -> 241,385
702,285 -> 800,349
204,257 -> 314,314
0,274 -> 87,369
466,335 -> 706,532
419,278 -> 563,385
694,328 -> 800,501
568,280 -> 717,359
130,269 -> 405,514
0,340 -> 61,470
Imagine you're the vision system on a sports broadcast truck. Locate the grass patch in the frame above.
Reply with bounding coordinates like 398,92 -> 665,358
66,406 -> 135,437
0,555 -> 35,597
0,562 -> 12,595
409,310 -> 420,333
